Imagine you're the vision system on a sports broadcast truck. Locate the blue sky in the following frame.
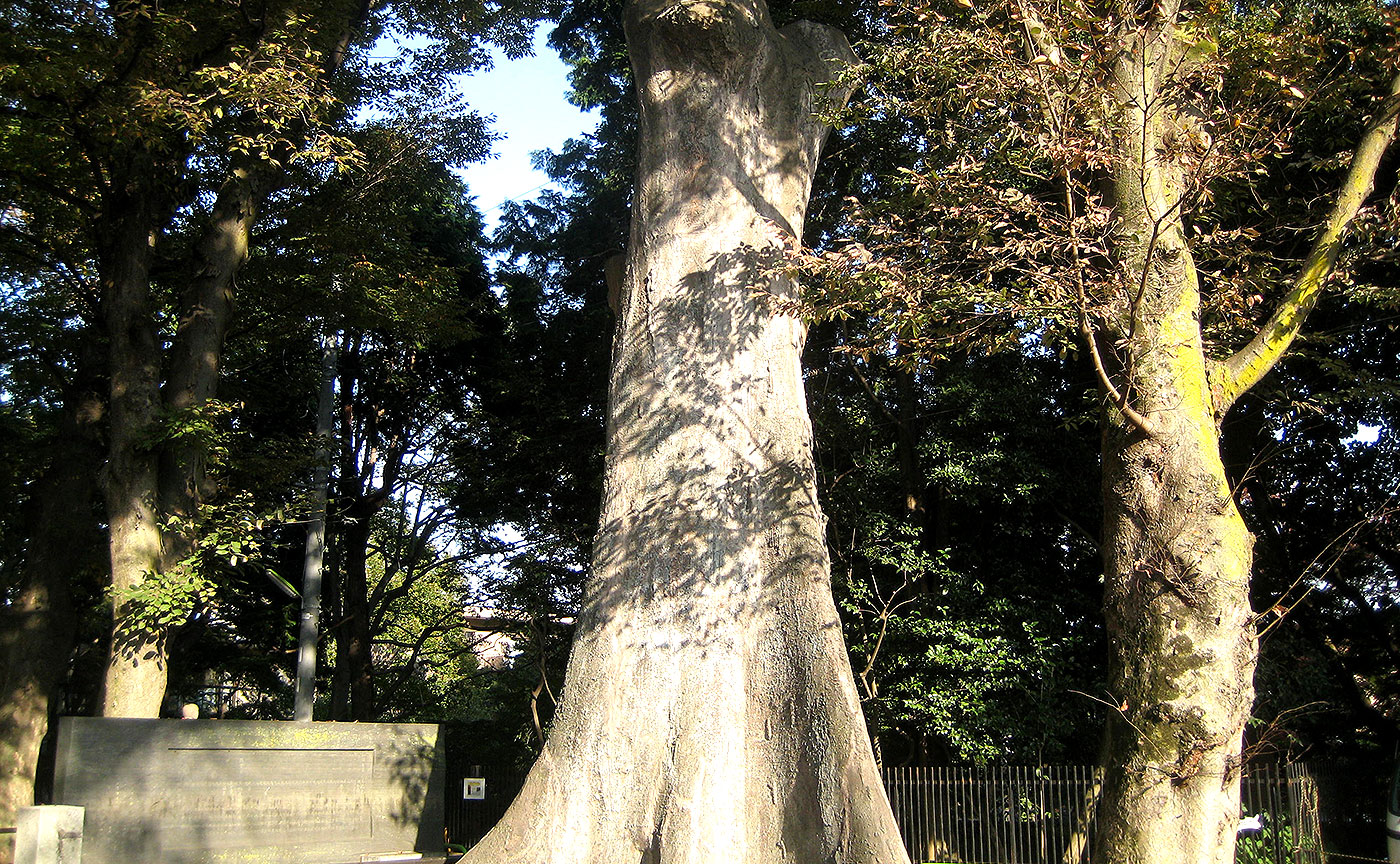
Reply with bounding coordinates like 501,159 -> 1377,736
454,31 -> 600,233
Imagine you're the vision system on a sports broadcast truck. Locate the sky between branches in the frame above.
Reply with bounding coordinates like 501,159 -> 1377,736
455,29 -> 600,235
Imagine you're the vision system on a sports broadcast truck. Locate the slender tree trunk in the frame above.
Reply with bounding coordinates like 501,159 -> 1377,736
158,165 -> 258,558
464,4 -> 907,862
341,502 -> 376,721
1092,21 -> 1254,861
100,183 -> 172,718
0,385 -> 104,862
323,507 -> 349,722
295,336 -> 337,721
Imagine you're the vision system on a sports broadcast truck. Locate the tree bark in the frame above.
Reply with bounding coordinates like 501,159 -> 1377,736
158,165 -> 258,540
1095,314 -> 1256,864
0,384 -> 104,862
100,173 -> 173,718
463,3 -> 908,862
1095,11 -> 1250,859
1090,19 -> 1398,863
100,160 -> 262,717
340,498 -> 377,721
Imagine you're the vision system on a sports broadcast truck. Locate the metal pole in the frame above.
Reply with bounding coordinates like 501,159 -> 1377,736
294,335 -> 337,721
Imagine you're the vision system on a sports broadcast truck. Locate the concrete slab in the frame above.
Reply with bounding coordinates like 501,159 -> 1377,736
53,718 -> 444,864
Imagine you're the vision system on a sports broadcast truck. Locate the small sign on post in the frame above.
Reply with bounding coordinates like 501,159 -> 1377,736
463,778 -> 486,800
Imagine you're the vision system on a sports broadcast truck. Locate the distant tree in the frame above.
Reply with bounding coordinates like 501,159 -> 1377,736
0,0 -> 537,717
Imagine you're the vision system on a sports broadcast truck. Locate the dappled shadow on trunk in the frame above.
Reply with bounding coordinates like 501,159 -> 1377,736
459,2 -> 907,863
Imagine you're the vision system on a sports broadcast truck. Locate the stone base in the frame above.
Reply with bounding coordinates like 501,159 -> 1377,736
14,806 -> 83,864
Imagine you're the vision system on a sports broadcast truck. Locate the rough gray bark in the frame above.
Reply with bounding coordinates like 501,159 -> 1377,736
463,3 -> 908,862
1095,326 -> 1256,864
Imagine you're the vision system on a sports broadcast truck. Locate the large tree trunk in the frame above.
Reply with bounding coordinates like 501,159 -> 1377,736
1095,352 -> 1256,864
1091,21 -> 1255,861
0,384 -> 104,862
464,3 -> 908,862
100,163 -> 258,717
1091,57 -> 1400,864
100,184 -> 173,718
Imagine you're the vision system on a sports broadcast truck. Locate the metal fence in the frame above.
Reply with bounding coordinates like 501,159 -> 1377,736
447,762 -> 1326,863
883,765 -> 1099,864
882,763 -> 1325,864
446,764 -> 528,849
1236,763 -> 1325,864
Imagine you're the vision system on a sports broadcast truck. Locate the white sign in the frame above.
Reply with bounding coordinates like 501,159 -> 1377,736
463,778 -> 486,800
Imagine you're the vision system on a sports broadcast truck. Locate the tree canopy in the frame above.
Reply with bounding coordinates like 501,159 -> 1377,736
1,0 -> 1397,861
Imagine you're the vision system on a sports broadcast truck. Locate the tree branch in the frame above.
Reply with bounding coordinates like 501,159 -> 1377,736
1213,71 -> 1400,417
1063,162 -> 1156,437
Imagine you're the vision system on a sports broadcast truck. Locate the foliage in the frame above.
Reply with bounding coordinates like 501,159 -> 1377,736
1234,814 -> 1319,864
0,0 -> 546,708
4,0 -> 1395,798
788,0 -> 1399,369
453,3 -> 632,631
810,330 -> 1106,764
795,0 -> 1400,771
1231,341 -> 1400,760
115,416 -> 286,644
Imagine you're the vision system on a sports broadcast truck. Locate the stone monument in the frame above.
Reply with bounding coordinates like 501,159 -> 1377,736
53,718 -> 444,864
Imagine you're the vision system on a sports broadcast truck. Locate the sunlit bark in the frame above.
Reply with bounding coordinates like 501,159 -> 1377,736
1092,17 -> 1399,864
463,2 -> 908,861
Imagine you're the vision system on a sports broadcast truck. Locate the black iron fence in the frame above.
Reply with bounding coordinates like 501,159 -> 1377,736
445,764 -> 528,849
446,762 -> 1331,863
883,765 -> 1099,864
881,763 -> 1324,864
1236,763 -> 1325,864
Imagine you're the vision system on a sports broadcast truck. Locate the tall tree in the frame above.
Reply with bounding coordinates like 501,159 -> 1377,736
793,2 -> 1400,860
197,116 -> 497,723
1057,14 -> 1393,861
0,0 -> 535,736
464,0 -> 908,860
0,291 -> 106,858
